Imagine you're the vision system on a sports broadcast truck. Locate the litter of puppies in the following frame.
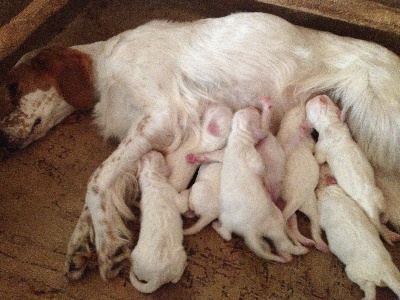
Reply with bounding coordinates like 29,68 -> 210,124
130,95 -> 400,298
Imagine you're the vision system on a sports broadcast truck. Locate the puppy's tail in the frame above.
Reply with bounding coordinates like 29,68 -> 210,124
129,272 -> 162,294
295,38 -> 400,172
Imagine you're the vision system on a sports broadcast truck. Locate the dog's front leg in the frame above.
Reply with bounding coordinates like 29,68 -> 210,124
65,203 -> 96,281
87,112 -> 177,281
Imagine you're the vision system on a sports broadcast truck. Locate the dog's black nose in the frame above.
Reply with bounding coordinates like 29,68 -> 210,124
0,130 -> 17,151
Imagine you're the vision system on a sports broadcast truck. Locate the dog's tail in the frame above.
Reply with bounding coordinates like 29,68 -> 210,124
295,35 -> 400,172
129,271 -> 162,294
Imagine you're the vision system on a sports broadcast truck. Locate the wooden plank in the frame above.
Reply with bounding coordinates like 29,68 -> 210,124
0,0 -> 69,60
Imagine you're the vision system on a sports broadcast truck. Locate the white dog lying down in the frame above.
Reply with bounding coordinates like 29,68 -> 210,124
166,103 -> 232,192
317,165 -> 400,300
276,102 -> 328,252
130,151 -> 187,294
306,95 -> 400,245
211,106 -> 308,262
1,12 -> 399,279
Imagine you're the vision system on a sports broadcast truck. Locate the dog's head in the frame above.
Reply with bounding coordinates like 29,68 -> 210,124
0,46 -> 94,150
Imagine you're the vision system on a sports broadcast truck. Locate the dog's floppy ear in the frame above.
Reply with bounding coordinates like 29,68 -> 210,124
31,46 -> 95,110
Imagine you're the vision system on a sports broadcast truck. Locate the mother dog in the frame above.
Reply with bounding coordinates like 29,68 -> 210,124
0,12 -> 399,281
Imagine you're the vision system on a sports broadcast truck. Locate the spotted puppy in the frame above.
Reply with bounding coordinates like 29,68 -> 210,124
130,151 -> 187,294
306,95 -> 400,245
317,164 -> 400,300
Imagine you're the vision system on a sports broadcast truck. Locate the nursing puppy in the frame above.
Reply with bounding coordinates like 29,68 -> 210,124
213,106 -> 308,262
182,162 -> 222,235
317,164 -> 400,300
306,95 -> 400,245
130,151 -> 187,293
254,97 -> 286,203
277,102 -> 328,252
166,103 -> 232,192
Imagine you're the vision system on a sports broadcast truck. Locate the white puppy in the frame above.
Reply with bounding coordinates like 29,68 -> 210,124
130,151 -> 187,293
213,106 -> 308,263
182,162 -> 222,235
317,164 -> 400,300
306,95 -> 400,245
277,102 -> 328,252
166,103 -> 232,192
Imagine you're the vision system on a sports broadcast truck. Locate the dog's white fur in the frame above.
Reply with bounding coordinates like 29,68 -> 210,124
306,95 -> 400,245
1,12 -> 400,280
317,165 -> 400,300
213,107 -> 308,262
277,102 -> 328,252
130,151 -> 187,293
182,162 -> 222,235
166,102 -> 232,192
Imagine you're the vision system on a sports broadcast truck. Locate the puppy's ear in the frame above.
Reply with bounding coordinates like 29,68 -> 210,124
31,47 -> 95,110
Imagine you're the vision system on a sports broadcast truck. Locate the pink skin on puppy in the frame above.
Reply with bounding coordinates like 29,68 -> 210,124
166,103 -> 233,192
306,95 -> 400,245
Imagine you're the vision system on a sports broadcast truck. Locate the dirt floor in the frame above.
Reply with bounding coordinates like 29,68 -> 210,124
0,0 -> 399,299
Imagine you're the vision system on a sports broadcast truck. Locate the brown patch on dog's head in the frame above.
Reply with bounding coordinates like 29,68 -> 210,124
0,46 -> 95,150
7,46 -> 95,110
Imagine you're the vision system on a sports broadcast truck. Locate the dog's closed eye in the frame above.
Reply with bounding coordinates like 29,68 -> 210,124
7,82 -> 19,106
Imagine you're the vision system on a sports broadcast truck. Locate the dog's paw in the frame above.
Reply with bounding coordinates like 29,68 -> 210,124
65,240 -> 96,281
64,206 -> 96,281
97,234 -> 132,281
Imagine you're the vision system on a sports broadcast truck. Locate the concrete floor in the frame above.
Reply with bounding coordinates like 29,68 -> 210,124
0,0 -> 399,299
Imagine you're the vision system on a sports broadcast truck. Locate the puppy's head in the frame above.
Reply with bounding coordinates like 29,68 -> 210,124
231,107 -> 264,142
305,95 -> 340,132
0,46 -> 94,151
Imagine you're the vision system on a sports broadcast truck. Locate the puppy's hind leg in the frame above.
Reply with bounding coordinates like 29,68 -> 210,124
212,220 -> 232,241
345,265 -> 376,300
299,198 -> 329,252
244,234 -> 292,263
286,214 -> 316,248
